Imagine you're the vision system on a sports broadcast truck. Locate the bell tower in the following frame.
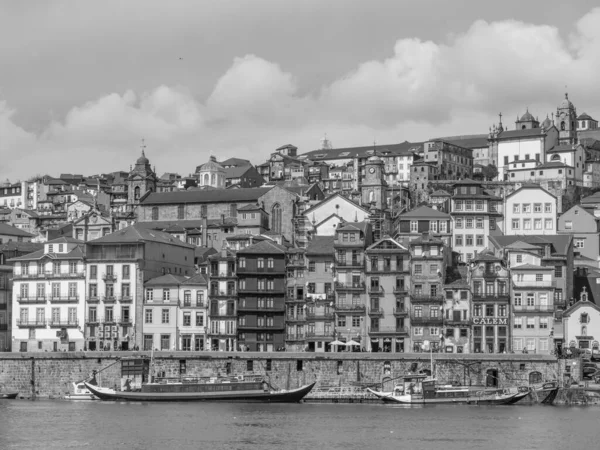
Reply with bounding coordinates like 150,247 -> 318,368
128,139 -> 158,206
361,153 -> 386,210
556,93 -> 577,145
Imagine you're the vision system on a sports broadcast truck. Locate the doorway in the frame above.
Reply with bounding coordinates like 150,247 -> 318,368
486,369 -> 499,388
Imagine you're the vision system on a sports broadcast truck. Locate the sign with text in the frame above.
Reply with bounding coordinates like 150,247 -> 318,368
472,317 -> 508,325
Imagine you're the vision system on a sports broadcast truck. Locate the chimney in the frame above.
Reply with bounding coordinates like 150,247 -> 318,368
202,217 -> 208,247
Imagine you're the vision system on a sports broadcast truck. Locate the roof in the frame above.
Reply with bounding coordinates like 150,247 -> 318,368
472,250 -> 503,262
409,233 -> 443,245
306,236 -> 335,256
494,128 -> 546,140
237,204 -> 262,211
439,135 -> 489,149
444,266 -> 469,288
547,144 -> 579,153
0,241 -> 43,253
563,300 -> 600,316
303,192 -> 370,216
220,157 -> 252,168
504,240 -> 540,250
182,273 -> 208,285
337,221 -> 370,233
511,263 -> 552,270
581,192 -> 600,204
400,205 -> 450,219
518,110 -> 536,122
194,247 -> 218,261
430,190 -> 451,197
8,245 -> 85,262
145,274 -> 188,286
140,187 -> 272,205
535,161 -> 573,169
0,223 -> 35,237
224,166 -> 253,179
87,224 -> 194,248
506,184 -> 556,200
578,113 -> 595,121
47,236 -> 83,245
237,240 -> 287,255
298,141 -> 420,161
489,234 -> 573,256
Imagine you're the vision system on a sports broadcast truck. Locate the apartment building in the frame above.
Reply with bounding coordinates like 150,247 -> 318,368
285,248 -> 307,351
443,266 -> 472,353
504,185 -> 558,235
207,248 -> 237,351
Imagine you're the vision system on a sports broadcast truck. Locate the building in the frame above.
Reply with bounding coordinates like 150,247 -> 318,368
285,248 -> 307,351
421,140 -> 474,180
127,149 -> 158,208
0,264 -> 11,351
365,236 -> 410,352
0,223 -> 35,244
0,181 -> 26,209
196,156 -> 226,189
409,161 -> 439,202
223,165 -> 264,188
395,205 -> 452,248
562,295 -> 600,353
450,180 -> 503,263
303,236 -> 335,352
408,233 -> 447,352
558,205 -> 600,263
10,237 -> 86,352
443,266 -> 472,353
206,247 -> 237,351
333,221 -> 372,349
72,208 -> 115,241
84,224 -> 195,351
507,161 -> 577,190
504,185 -> 558,235
236,240 -> 287,352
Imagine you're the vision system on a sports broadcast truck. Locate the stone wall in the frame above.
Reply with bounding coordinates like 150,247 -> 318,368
0,352 -> 560,399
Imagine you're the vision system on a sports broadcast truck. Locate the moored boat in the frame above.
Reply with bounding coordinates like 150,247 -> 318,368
367,374 -> 529,405
64,382 -> 98,401
84,377 -> 315,403
0,384 -> 18,399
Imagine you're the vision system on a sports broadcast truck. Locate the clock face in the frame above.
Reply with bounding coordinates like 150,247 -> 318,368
369,167 -> 375,174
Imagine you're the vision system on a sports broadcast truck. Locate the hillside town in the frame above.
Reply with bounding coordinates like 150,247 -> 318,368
1,92 -> 600,357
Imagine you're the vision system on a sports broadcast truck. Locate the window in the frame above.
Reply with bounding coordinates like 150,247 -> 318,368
514,317 -> 522,329
465,235 -> 473,246
161,335 -> 170,350
516,254 -> 523,263
239,257 -> 246,268
535,274 -> 543,282
475,217 -> 483,229
476,235 -> 484,246
489,218 -> 496,230
146,288 -> 153,302
122,265 -> 130,280
163,289 -> 170,301
522,204 -> 531,213
540,317 -> 548,329
476,200 -> 483,211
526,317 -> 535,329
267,258 -> 274,269
410,221 -> 418,232
465,218 -> 473,229
257,258 -> 264,269
575,239 -> 585,248
544,219 -> 553,230
533,203 -> 541,213
455,200 -> 463,211
90,265 -> 97,279
554,266 -> 563,278
162,309 -> 170,324
514,293 -> 522,306
455,218 -> 463,229
513,204 -> 520,214
413,327 -> 423,336
352,316 -> 360,327
512,219 -> 519,230
414,264 -> 422,275
183,312 -> 191,326
308,261 -> 315,272
196,312 -> 204,327
564,220 -> 573,230
544,203 -> 552,213
523,219 -> 531,230
455,235 -> 463,246
337,315 -> 346,327
527,293 -> 535,306
145,309 -> 153,324
151,207 -> 159,221
177,205 -> 184,220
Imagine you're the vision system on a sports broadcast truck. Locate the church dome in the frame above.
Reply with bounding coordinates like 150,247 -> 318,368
520,110 -> 535,122
541,115 -> 552,129
198,156 -> 225,173
560,93 -> 574,109
136,151 -> 149,165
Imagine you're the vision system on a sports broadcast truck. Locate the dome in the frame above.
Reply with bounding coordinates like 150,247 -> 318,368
541,115 -> 552,129
560,93 -> 574,109
519,109 -> 535,122
198,156 -> 225,173
136,151 -> 149,165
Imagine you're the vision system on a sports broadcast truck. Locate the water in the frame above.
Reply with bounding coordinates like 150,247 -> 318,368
1,401 -> 599,450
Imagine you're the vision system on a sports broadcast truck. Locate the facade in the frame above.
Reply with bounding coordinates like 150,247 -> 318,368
72,209 -> 115,241
197,156 -> 226,189
558,205 -> 600,263
333,221 -> 372,350
504,186 -> 557,235
563,298 -> 600,352
285,248 -> 308,351
178,274 -> 209,351
0,265 -> 11,351
365,236 -> 410,352
422,140 -> 474,180
128,150 -> 158,208
207,248 -> 237,351
224,165 -> 264,189
10,237 -> 86,352
143,274 -> 186,351
395,205 -> 452,248
450,180 -> 502,263
0,223 -> 35,244
408,233 -> 447,352
443,266 -> 472,353
84,225 -> 195,351
410,161 -> 439,202
507,161 -> 577,189
236,240 -> 287,352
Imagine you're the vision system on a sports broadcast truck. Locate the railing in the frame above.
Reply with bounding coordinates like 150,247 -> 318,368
16,320 -> 47,328
210,290 -> 237,298
118,296 -> 133,303
368,326 -> 408,335
209,311 -> 237,318
393,286 -> 408,294
16,296 -> 47,304
86,296 -> 100,303
410,316 -> 443,325
368,286 -> 384,295
236,267 -> 281,274
211,271 -> 236,278
102,296 -> 117,304
305,293 -> 335,302
286,314 -> 306,321
512,280 -> 558,288
393,308 -> 408,316
305,331 -> 335,338
368,308 -> 384,317
410,295 -> 444,303
513,304 -> 554,312
334,304 -> 366,313
49,319 -> 79,328
444,318 -> 471,326
306,311 -> 334,319
472,293 -> 509,302
101,273 -> 118,282
334,281 -> 366,291
236,305 -> 286,313
335,259 -> 364,268
49,296 -> 80,304
333,240 -> 364,247
285,333 -> 305,340
13,271 -> 85,280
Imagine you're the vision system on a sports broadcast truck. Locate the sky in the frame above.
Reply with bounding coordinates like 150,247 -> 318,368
2,0 -> 600,180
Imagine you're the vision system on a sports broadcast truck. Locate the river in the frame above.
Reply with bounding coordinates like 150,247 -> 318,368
1,400 -> 599,450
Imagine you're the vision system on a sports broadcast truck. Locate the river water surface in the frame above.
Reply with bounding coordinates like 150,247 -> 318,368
1,400 -> 599,450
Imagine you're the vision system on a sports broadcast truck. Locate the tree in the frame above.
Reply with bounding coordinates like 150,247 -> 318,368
481,164 -> 498,181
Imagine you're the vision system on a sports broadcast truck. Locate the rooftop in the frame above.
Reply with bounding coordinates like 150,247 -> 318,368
306,236 -> 335,256
298,141 -> 421,161
0,223 -> 35,237
237,239 -> 287,255
400,205 -> 450,219
145,274 -> 189,286
140,187 -> 272,205
87,224 -> 195,248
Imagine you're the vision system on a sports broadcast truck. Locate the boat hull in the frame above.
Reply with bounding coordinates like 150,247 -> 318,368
84,382 -> 315,403
367,388 -> 523,405
0,392 -> 18,399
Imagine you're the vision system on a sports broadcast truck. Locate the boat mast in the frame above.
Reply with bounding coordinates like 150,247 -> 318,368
150,347 -> 154,384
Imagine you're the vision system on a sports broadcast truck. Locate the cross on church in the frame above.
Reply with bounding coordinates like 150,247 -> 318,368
498,112 -> 502,122
140,138 -> 147,153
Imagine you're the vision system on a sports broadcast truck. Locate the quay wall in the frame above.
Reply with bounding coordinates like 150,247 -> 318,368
0,352 -> 560,398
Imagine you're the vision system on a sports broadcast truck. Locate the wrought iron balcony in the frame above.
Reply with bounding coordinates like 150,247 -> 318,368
306,310 -> 334,320
393,307 -> 409,317
410,315 -> 443,325
86,296 -> 100,303
102,296 -> 117,304
286,314 -> 306,322
49,319 -> 79,328
305,330 -> 335,339
444,318 -> 471,326
102,273 -> 117,282
368,285 -> 384,295
410,294 -> 444,303
334,304 -> 366,313
368,326 -> 408,335
285,333 -> 305,341
210,290 -> 237,298
368,308 -> 384,317
49,296 -> 80,304
16,296 -> 47,304
393,286 -> 408,295
334,281 -> 366,291
512,304 -> 554,313
472,293 -> 509,302
16,320 -> 47,328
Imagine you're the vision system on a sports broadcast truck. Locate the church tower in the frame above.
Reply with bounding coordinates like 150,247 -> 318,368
556,93 -> 577,145
361,153 -> 386,210
128,140 -> 158,206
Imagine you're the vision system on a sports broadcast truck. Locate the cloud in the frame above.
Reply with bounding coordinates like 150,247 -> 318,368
2,7 -> 600,180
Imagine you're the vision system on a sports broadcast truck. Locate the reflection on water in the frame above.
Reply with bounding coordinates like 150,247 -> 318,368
0,400 -> 599,450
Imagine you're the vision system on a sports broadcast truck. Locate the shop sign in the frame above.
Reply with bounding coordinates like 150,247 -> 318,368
472,317 -> 508,325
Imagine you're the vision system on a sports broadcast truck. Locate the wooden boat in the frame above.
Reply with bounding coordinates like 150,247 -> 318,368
367,374 -> 529,405
64,382 -> 98,401
0,384 -> 18,399
84,377 -> 316,403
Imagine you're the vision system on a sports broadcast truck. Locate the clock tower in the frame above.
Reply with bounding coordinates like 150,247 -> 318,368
361,154 -> 386,210
556,93 -> 577,145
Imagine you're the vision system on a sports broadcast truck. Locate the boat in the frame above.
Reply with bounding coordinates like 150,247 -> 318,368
367,374 -> 529,405
64,381 -> 98,401
0,384 -> 18,399
84,377 -> 316,402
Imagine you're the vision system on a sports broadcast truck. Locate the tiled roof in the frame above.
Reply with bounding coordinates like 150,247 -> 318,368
511,263 -> 552,270
237,204 -> 262,211
505,184 -> 556,200
140,187 -> 272,205
504,240 -> 542,250
306,236 -> 335,256
194,247 -> 218,259
0,242 -> 43,253
0,223 -> 35,237
237,240 -> 287,255
298,141 -> 421,161
336,221 -> 370,233
409,233 -> 443,245
219,157 -> 252,168
490,234 -> 572,256
400,205 -> 450,219
224,166 -> 253,179
535,161 -> 573,169
145,274 -> 188,286
182,273 -> 208,285
8,246 -> 85,262
440,135 -> 489,149
578,113 -> 595,121
430,190 -> 451,197
494,128 -> 546,140
87,224 -> 194,248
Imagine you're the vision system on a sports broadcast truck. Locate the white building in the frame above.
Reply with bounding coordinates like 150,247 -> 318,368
504,186 -> 557,236
178,273 -> 209,351
507,161 -> 577,190
10,237 -> 86,352
562,296 -> 600,352
301,193 -> 371,237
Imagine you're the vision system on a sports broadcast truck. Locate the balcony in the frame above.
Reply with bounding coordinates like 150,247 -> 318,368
237,323 -> 285,331
101,273 -> 118,282
285,333 -> 305,341
210,271 -> 236,278
16,296 -> 47,304
286,314 -> 306,322
333,240 -> 364,248
102,296 -> 117,304
119,317 -> 133,325
472,293 -> 509,302
412,273 -> 439,281
334,281 -> 366,291
411,315 -> 443,325
410,295 -> 444,303
393,286 -> 408,295
368,286 -> 384,296
444,318 -> 471,326
368,308 -> 384,317
368,326 -> 408,335
49,319 -> 79,328
100,317 -> 118,325
210,290 -> 237,299
236,267 -> 281,274
306,310 -> 334,320
238,288 -> 285,295
16,320 -> 47,328
393,308 -> 409,317
512,280 -> 558,289
86,296 -> 100,304
305,292 -> 334,302
237,305 -> 285,313
209,311 -> 237,318
49,296 -> 80,304
118,295 -> 133,303
305,330 -> 335,339
335,259 -> 364,268
513,304 -> 554,313
334,304 -> 366,313
85,316 -> 100,324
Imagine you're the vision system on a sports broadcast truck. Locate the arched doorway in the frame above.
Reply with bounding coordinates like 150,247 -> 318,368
486,369 -> 498,388
529,371 -> 542,385
272,203 -> 282,234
